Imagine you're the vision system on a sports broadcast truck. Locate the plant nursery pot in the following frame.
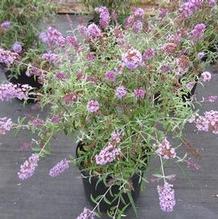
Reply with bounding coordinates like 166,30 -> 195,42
200,41 -> 218,65
81,170 -> 142,213
181,81 -> 198,102
4,69 -> 42,89
180,72 -> 200,103
4,69 -> 42,103
76,142 -> 143,213
154,81 -> 198,105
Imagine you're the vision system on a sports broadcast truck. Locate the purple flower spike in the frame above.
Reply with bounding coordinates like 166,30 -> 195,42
142,48 -> 155,62
42,52 -> 59,65
87,100 -> 100,113
157,182 -> 176,212
115,86 -> 127,99
56,72 -> 68,81
195,110 -> 218,134
86,23 -> 102,41
132,20 -> 143,33
156,138 -> 176,159
30,118 -> 45,128
39,26 -> 65,47
0,48 -> 18,66
133,8 -> 145,18
0,117 -> 13,135
105,71 -> 116,82
76,208 -> 95,219
49,158 -> 70,177
134,88 -> 145,99
1,21 -> 11,30
0,83 -> 31,102
18,154 -> 39,180
201,71 -> 212,82
190,23 -> 206,42
12,42 -> 22,54
122,48 -> 142,70
95,6 -> 110,29
95,143 -> 121,165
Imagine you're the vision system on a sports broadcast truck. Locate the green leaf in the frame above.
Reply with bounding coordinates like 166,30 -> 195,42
127,192 -> 138,218
90,194 -> 98,205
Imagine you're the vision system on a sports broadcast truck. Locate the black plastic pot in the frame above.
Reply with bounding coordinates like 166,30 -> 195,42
180,72 -> 200,103
4,69 -> 42,103
76,142 -> 143,213
154,85 -> 197,106
4,69 -> 42,89
82,170 -> 142,213
200,42 -> 218,65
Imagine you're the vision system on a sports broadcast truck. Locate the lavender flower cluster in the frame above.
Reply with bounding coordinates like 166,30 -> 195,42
142,48 -> 155,62
30,118 -> 45,128
190,23 -> 206,42
202,95 -> 218,103
39,26 -> 65,48
42,52 -> 59,65
95,6 -> 110,29
95,143 -> 121,165
76,208 -> 95,219
105,71 -> 116,82
156,138 -> 176,159
56,71 -> 68,81
95,131 -> 122,165
0,117 -> 13,135
79,23 -> 102,41
201,71 -> 212,82
86,23 -> 102,41
122,48 -> 142,70
87,100 -> 100,113
179,0 -> 216,19
195,110 -> 218,134
18,154 -> 39,180
157,182 -> 176,212
66,35 -> 81,51
115,85 -> 127,99
0,83 -> 31,102
0,20 -> 11,30
162,42 -> 178,55
49,158 -> 70,177
0,48 -> 18,66
11,42 -> 22,54
134,87 -> 146,99
125,8 -> 145,33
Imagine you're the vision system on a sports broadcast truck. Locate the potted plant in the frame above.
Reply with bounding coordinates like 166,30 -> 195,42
0,0 -> 54,90
0,1 -> 217,218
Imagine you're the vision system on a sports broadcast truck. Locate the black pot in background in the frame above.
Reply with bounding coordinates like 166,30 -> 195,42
4,70 -> 42,103
179,72 -> 201,103
76,142 -> 143,213
4,70 -> 42,89
200,42 -> 218,65
154,82 -> 198,105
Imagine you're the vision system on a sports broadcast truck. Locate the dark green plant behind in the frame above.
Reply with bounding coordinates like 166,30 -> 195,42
0,0 -> 55,50
82,0 -> 132,22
